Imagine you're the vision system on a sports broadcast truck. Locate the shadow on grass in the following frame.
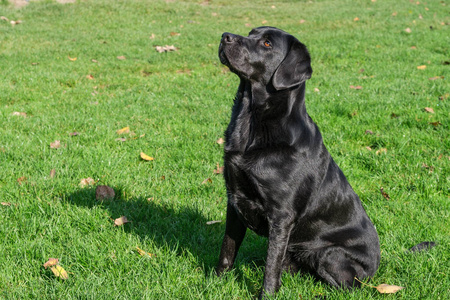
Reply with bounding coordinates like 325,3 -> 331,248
64,186 -> 267,280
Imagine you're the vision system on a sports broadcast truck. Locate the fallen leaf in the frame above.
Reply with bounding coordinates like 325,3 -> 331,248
155,45 -> 178,53
375,284 -> 404,294
1,202 -> 12,206
170,32 -> 180,36
140,152 -> 154,161
91,59 -> 98,63
417,65 -> 426,70
12,111 -> 27,117
43,258 -> 59,269
365,130 -> 374,135
50,140 -> 61,149
392,12 -> 398,16
314,87 -> 320,93
50,265 -> 69,280
216,137 -> 224,144
376,148 -> 387,155
424,107 -> 434,113
429,121 -> 441,127
149,33 -> 155,39
213,163 -> 224,175
86,74 -> 94,80
206,220 -> 222,225
353,17 -> 359,21
405,27 -> 412,33
10,20 -> 22,25
50,169 -> 56,178
79,177 -> 95,187
380,187 -> 390,200
410,46 -> 417,49
365,146 -> 372,151
439,93 -> 449,100
115,137 -> 127,142
114,216 -> 130,226
136,246 -> 155,257
68,55 -> 77,61
116,126 -> 130,135
299,19 -> 306,24
201,178 -> 212,184
428,76 -> 444,80
17,176 -> 27,185
117,55 -> 126,60
69,132 -> 79,136
1,16 -> 9,21
391,113 -> 399,119
350,85 -> 362,89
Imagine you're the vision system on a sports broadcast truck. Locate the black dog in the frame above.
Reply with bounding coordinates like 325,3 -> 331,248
216,27 -> 380,298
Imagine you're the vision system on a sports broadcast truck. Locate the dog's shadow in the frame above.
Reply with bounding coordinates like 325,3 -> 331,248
64,187 -> 267,278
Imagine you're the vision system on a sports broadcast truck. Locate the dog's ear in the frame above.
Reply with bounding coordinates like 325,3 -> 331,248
272,39 -> 312,90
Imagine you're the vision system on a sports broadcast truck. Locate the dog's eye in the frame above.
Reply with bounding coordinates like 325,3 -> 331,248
263,40 -> 271,47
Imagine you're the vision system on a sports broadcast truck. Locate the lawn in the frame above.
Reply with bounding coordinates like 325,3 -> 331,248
0,0 -> 448,299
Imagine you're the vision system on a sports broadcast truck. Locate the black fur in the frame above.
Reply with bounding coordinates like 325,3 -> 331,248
216,27 -> 380,298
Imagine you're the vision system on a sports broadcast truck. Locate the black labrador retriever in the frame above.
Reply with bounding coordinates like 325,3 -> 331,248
216,27 -> 380,298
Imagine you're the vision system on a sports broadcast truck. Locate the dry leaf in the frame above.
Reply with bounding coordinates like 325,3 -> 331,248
206,220 -> 222,225
91,59 -> 98,63
68,55 -> 77,61
136,246 -> 155,257
365,146 -> 372,151
428,76 -> 444,80
1,16 -> 9,21
50,265 -> 69,280
114,216 -> 130,226
299,19 -> 306,24
12,111 -> 27,117
50,169 -> 56,178
50,140 -> 61,149
1,202 -> 12,206
116,126 -> 130,135
375,284 -> 404,294
350,85 -> 362,89
429,121 -> 441,127
86,74 -> 94,80
417,65 -> 426,70
69,132 -> 79,136
117,56 -> 126,60
424,107 -> 434,113
216,137 -> 224,144
155,45 -> 178,53
213,163 -> 224,174
140,152 -> 154,161
392,12 -> 398,16
17,176 -> 27,185
201,178 -> 212,184
170,32 -> 180,36
10,20 -> 22,25
353,17 -> 359,21
79,177 -> 95,187
376,148 -> 387,155
405,27 -> 412,33
380,187 -> 390,200
43,258 -> 59,269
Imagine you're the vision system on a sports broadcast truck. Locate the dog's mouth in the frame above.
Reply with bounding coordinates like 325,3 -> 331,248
218,42 -> 230,66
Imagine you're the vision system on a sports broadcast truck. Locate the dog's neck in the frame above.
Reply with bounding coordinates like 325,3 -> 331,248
226,79 -> 316,152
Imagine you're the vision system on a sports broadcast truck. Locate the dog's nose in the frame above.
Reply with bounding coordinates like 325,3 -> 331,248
222,32 -> 236,43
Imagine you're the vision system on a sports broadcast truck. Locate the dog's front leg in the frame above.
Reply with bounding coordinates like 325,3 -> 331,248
216,201 -> 247,275
260,214 -> 294,299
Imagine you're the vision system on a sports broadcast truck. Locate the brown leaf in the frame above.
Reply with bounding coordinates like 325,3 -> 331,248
350,85 -> 362,89
429,76 -> 444,80
216,137 -> 224,144
50,169 -> 56,178
43,258 -> 59,269
79,177 -> 95,187
10,20 -> 22,26
17,176 -> 27,185
12,111 -> 27,117
405,27 -> 412,33
170,32 -> 180,36
380,187 -> 390,200
50,140 -> 61,149
376,148 -> 387,155
114,216 -> 130,226
91,59 -> 98,63
365,146 -> 372,151
429,121 -> 441,127
68,55 -> 77,61
299,19 -> 306,24
424,107 -> 434,113
1,16 -> 9,21
353,17 -> 359,21
314,87 -> 320,93
86,74 -> 94,80
375,284 -> 405,294
116,126 -> 130,135
213,163 -> 224,174
201,178 -> 212,184
390,113 -> 399,119
155,45 -> 178,53
140,152 -> 154,161
417,65 -> 426,70
117,55 -> 126,60
50,265 -> 69,280
1,202 -> 12,206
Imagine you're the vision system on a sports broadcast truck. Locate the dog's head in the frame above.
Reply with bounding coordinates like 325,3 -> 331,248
219,26 -> 312,90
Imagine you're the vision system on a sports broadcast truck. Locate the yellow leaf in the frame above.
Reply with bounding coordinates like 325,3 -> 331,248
68,55 -> 77,61
417,65 -> 426,70
375,284 -> 404,294
116,126 -> 130,135
136,246 -> 155,258
140,152 -> 154,161
216,137 -> 224,144
79,177 -> 95,187
50,265 -> 69,280
50,140 -> 61,149
376,148 -> 387,155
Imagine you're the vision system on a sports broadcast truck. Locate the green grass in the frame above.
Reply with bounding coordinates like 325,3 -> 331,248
0,0 -> 448,299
